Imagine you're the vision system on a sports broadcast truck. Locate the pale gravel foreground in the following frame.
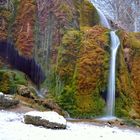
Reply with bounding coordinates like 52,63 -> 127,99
0,110 -> 140,140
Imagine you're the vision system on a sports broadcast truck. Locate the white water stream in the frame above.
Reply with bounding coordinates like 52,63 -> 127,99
106,31 -> 120,116
91,1 -> 120,117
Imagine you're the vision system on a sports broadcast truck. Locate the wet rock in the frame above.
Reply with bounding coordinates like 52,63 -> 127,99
17,85 -> 37,99
0,92 -> 19,109
42,99 -> 62,113
24,111 -> 67,129
106,118 -> 125,127
120,121 -> 125,126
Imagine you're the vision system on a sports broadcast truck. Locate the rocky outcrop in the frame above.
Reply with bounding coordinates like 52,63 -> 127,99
0,69 -> 28,94
0,92 -> 19,108
17,85 -> 37,99
24,111 -> 67,129
16,89 -> 66,116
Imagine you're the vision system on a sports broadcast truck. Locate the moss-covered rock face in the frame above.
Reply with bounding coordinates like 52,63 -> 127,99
0,0 -> 103,118
56,26 -> 110,118
0,69 -> 27,94
56,26 -> 140,118
0,0 -> 140,120
80,0 -> 99,27
0,1 -> 12,41
13,0 -> 36,57
34,0 -> 81,71
116,31 -> 140,118
126,33 -> 140,118
0,0 -> 99,83
75,26 -> 109,116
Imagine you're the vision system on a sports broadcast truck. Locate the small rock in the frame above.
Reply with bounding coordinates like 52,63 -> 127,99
24,111 -> 67,129
107,120 -> 114,126
17,85 -> 36,99
120,121 -> 125,125
0,93 -> 19,109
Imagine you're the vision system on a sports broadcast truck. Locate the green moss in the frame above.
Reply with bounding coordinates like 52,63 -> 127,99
54,26 -> 110,118
0,69 -> 27,94
115,92 -> 130,117
80,0 -> 99,27
57,85 -> 78,117
75,89 -> 105,118
59,4 -> 73,22
115,31 -> 135,118
57,29 -> 82,84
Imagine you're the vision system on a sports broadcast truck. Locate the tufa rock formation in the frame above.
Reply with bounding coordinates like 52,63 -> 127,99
0,0 -> 140,119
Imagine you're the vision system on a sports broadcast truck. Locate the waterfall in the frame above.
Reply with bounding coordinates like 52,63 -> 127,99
96,8 -> 111,29
91,1 -> 121,118
91,1 -> 111,29
106,31 -> 120,116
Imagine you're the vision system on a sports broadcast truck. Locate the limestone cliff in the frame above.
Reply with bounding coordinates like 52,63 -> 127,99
119,31 -> 140,118
0,0 -> 140,119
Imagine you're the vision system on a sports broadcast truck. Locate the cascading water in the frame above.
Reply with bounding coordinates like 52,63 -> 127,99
106,31 -> 120,117
90,1 -> 111,29
95,7 -> 111,29
91,1 -> 120,118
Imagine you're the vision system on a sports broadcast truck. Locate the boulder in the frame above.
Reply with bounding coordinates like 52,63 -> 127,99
0,92 -> 19,109
24,111 -> 67,129
17,85 -> 37,99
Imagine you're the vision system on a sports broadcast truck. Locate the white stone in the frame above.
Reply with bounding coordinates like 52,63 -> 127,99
25,111 -> 66,125
0,92 -> 4,96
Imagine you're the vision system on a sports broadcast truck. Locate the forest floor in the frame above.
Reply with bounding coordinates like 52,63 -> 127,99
0,105 -> 140,140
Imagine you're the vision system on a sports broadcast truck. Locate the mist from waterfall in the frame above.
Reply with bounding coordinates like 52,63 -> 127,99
107,31 -> 120,116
